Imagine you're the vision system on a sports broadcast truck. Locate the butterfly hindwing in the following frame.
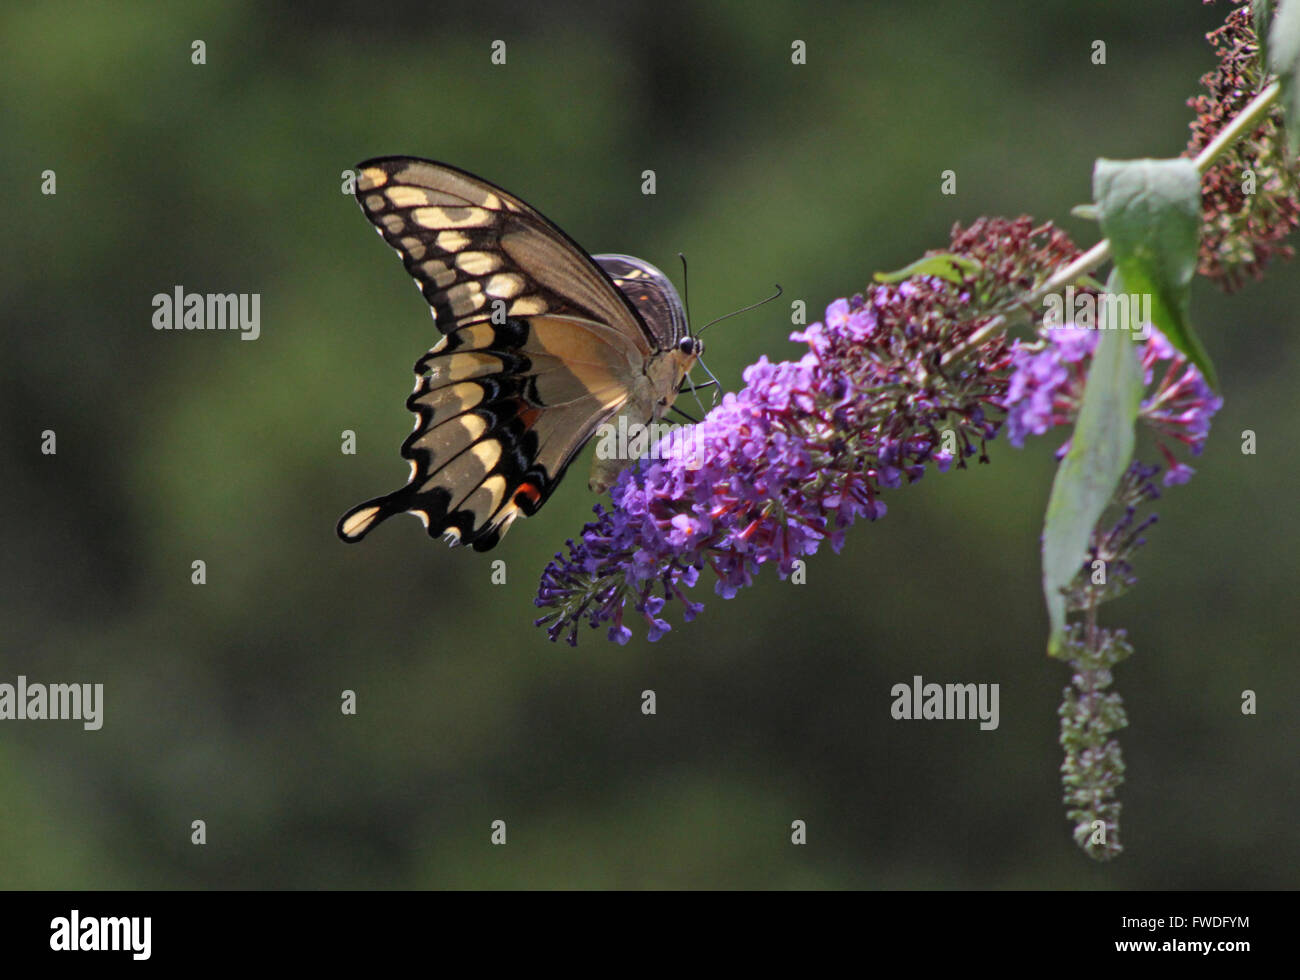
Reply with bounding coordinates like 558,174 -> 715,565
593,253 -> 688,351
338,158 -> 686,550
339,316 -> 634,550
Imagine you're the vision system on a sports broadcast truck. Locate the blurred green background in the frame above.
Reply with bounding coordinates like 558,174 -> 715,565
2,0 -> 1295,889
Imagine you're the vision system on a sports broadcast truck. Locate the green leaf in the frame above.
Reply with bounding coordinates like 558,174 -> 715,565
1255,0 -> 1274,76
873,253 -> 981,284
1041,271 -> 1143,657
1093,157 -> 1216,387
1270,0 -> 1300,157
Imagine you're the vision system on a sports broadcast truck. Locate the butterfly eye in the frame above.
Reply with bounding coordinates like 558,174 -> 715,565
679,336 -> 700,355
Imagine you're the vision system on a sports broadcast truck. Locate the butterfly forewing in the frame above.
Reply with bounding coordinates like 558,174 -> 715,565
338,157 -> 687,551
352,158 -> 655,349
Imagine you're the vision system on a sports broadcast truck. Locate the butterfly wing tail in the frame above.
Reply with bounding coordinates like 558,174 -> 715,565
336,484 -> 516,549
337,495 -> 405,542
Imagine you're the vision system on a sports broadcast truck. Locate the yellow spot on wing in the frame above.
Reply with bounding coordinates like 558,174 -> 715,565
486,273 -> 525,299
419,260 -> 457,288
411,380 -> 487,414
470,439 -> 502,472
450,323 -> 496,351
448,283 -> 485,316
401,236 -> 427,260
455,251 -> 502,275
442,352 -> 502,382
340,505 -> 382,539
457,475 -> 511,531
509,295 -> 549,315
453,414 -> 488,443
412,206 -> 492,229
386,186 -> 432,208
437,230 -> 471,252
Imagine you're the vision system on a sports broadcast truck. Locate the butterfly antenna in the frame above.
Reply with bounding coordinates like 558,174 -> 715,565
696,284 -> 783,335
678,252 -> 693,333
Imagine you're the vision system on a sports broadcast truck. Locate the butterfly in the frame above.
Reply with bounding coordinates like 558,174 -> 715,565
336,157 -> 704,552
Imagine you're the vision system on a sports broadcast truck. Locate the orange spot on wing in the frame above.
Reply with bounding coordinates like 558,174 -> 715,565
516,403 -> 542,428
514,482 -> 542,509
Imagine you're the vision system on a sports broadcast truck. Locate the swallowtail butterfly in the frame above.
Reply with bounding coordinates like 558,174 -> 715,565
337,157 -> 703,552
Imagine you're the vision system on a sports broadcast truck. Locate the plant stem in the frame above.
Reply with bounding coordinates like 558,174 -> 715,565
1192,80 -> 1281,173
942,81 -> 1280,366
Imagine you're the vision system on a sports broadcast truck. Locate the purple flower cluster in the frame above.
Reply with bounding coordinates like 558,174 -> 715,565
536,217 -> 1091,645
1004,325 -> 1223,484
1138,331 -> 1224,483
536,284 -> 1016,644
1004,327 -> 1098,448
537,352 -> 870,646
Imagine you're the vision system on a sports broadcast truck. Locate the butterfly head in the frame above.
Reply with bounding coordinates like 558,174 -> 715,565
649,332 -> 704,413
678,335 -> 704,359
668,333 -> 705,396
